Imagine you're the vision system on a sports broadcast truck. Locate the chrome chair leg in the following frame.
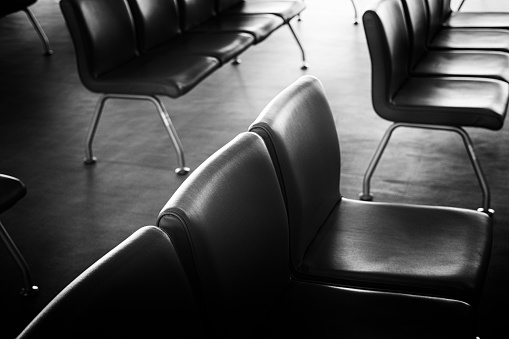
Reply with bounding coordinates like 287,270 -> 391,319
232,57 -> 242,65
350,0 -> 358,25
83,94 -> 190,175
359,122 -> 493,216
24,8 -> 53,56
287,21 -> 309,70
0,221 -> 38,296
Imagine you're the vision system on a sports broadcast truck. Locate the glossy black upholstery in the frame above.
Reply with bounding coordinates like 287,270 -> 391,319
361,0 -> 509,213
425,0 -> 509,52
16,226 -> 204,338
403,0 -> 509,82
0,174 -> 38,296
437,0 -> 509,29
0,0 -> 53,55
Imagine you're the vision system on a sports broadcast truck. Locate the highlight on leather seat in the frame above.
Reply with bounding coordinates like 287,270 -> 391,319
361,0 -> 509,214
16,226 -> 204,339
434,0 -> 509,29
0,0 -> 53,55
424,0 -> 509,52
403,0 -> 509,82
59,0 -> 221,174
248,75 -> 493,338
0,174 -> 38,296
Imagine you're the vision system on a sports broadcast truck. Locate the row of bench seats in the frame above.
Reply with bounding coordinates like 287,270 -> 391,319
16,76 -> 492,338
59,0 -> 307,175
360,0 -> 509,214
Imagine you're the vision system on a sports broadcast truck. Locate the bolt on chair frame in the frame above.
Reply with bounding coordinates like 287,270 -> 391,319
83,94 -> 190,175
0,221 -> 38,296
359,123 -> 494,216
23,7 -> 53,56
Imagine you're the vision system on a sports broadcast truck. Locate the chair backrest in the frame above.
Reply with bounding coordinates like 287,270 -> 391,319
17,226 -> 204,338
176,0 -> 216,32
60,0 -> 138,81
248,75 -> 341,269
126,0 -> 182,53
440,0 -> 453,20
157,132 -> 290,335
402,0 -> 430,68
425,0 -> 445,42
216,0 -> 241,13
362,0 -> 412,120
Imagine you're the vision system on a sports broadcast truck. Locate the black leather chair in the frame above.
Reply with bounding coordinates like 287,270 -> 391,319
126,0 -> 255,66
248,75 -> 493,338
0,174 -> 38,296
216,0 -> 309,68
361,0 -> 509,214
60,0 -> 221,174
16,226 -> 204,339
435,0 -> 509,29
425,0 -> 509,52
0,0 -> 53,55
403,0 -> 509,82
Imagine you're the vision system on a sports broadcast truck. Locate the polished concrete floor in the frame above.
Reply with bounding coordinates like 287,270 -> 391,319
1,0 -> 508,338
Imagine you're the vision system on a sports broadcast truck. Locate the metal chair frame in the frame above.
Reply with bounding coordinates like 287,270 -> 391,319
359,122 -> 494,216
84,94 -> 190,175
23,7 -> 53,55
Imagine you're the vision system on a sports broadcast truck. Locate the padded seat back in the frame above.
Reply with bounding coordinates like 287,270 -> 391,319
127,0 -> 182,53
16,226 -> 204,338
60,0 -> 138,80
249,76 -> 341,269
177,0 -> 216,31
425,0 -> 445,43
157,133 -> 290,334
402,0 -> 430,67
363,0 -> 412,120
216,0 -> 242,13
0,0 -> 36,17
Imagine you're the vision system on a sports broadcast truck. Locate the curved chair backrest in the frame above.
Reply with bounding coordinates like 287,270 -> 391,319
158,132 -> 290,335
402,0 -> 430,67
176,0 -> 216,31
425,0 -> 445,42
249,75 -> 341,269
127,0 -> 182,53
0,0 -> 36,17
17,226 -> 204,338
362,0 -> 412,121
60,0 -> 138,84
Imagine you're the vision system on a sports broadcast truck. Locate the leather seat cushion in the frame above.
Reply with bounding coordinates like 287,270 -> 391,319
0,174 -> 26,214
189,14 -> 284,43
93,54 -> 219,97
219,0 -> 306,21
412,50 -> 509,83
300,198 -> 492,305
146,32 -> 254,65
390,77 -> 508,130
429,28 -> 509,52
446,12 -> 509,28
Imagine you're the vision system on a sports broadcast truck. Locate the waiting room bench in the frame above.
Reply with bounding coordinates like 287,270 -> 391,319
60,0 -> 306,175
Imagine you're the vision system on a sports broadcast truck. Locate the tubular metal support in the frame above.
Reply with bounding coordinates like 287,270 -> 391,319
457,0 -> 467,11
24,8 -> 53,56
287,22 -> 309,70
83,94 -> 190,175
0,221 -> 38,296
359,123 -> 492,215
350,0 -> 358,25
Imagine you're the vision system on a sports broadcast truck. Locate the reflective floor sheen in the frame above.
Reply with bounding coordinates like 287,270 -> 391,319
0,0 -> 507,338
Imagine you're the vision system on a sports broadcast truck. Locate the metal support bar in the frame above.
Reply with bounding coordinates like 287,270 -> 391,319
359,122 -> 493,216
457,0 -> 467,11
83,94 -> 190,175
0,221 -> 38,296
287,22 -> 309,70
24,8 -> 53,56
350,0 -> 358,25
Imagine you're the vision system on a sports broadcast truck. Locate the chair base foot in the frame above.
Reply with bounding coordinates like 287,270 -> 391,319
20,285 -> 38,297
44,50 -> 54,56
232,58 -> 241,65
301,63 -> 309,70
477,208 -> 495,218
175,167 -> 190,175
358,193 -> 373,201
83,157 -> 97,165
